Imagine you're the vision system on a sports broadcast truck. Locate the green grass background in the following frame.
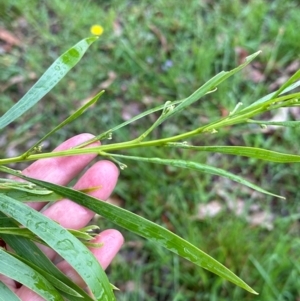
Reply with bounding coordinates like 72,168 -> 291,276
1,0 -> 300,300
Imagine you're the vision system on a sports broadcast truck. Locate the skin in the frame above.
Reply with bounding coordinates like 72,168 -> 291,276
0,133 -> 124,300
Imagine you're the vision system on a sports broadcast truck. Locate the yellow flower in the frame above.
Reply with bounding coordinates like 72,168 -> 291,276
90,25 -> 104,36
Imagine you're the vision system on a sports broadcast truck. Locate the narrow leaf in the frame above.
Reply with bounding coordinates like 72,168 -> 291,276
108,154 -> 284,199
0,194 -> 115,301
76,88 -> 217,148
160,51 -> 261,123
20,175 -> 258,294
1,187 -> 62,202
0,213 -> 94,301
0,281 -> 21,301
0,248 -> 63,301
78,52 -> 260,147
22,90 -> 104,157
76,98 -> 188,148
241,74 -> 300,113
0,179 -> 61,202
0,37 -> 98,129
270,69 -> 300,100
168,144 -> 300,163
248,119 -> 300,128
7,251 -> 83,297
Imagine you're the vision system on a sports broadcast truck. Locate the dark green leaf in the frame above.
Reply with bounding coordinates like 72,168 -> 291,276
0,248 -> 63,301
20,176 -> 258,295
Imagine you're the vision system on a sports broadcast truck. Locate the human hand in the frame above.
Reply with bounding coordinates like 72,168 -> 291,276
0,133 -> 124,301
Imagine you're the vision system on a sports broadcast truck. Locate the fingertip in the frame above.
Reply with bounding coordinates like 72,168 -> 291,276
56,229 -> 124,287
73,160 -> 119,199
90,229 -> 124,270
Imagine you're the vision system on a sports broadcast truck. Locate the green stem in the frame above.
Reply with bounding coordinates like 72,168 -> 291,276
0,102 -> 285,167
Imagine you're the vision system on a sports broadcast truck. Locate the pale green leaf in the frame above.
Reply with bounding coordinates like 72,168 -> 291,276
159,51 -> 261,123
23,90 -> 104,157
248,119 -> 300,128
0,37 -> 98,129
0,212 -> 94,301
0,194 -> 115,301
0,281 -> 21,301
168,144 -> 300,163
108,154 -> 284,199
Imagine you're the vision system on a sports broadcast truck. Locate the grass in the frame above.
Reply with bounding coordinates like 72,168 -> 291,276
1,0 -> 300,299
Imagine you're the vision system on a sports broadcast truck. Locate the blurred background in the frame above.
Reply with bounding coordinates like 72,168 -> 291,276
1,0 -> 300,300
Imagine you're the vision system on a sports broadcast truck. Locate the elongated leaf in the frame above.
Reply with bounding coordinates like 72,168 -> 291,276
158,51 -> 261,125
0,194 -> 115,301
19,175 -> 258,294
0,281 -> 21,301
270,69 -> 300,100
0,227 -> 39,240
0,248 -> 63,301
108,154 -> 284,199
168,144 -> 300,163
1,187 -> 61,202
75,98 -> 188,148
0,212 -> 94,301
0,179 -> 61,202
78,52 -> 260,146
8,251 -> 84,297
23,90 -> 104,157
0,37 -> 98,129
241,74 -> 300,113
248,119 -> 300,128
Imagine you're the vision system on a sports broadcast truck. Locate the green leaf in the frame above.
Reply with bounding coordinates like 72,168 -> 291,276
20,175 -> 258,295
0,213 -> 94,301
157,51 -> 261,124
241,73 -> 300,113
75,53 -> 259,148
0,194 -> 115,301
22,90 -> 104,158
75,98 -> 189,148
0,179 -> 62,202
270,69 -> 300,100
168,144 -> 300,163
0,227 -> 41,241
1,187 -> 62,202
108,153 -> 284,199
0,281 -> 21,301
248,119 -> 300,128
0,37 -> 98,130
0,248 -> 63,301
7,251 -> 84,298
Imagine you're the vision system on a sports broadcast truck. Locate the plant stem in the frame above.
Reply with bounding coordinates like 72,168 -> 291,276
0,100 -> 288,167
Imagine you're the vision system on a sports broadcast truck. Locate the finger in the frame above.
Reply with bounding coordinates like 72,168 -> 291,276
0,275 -> 17,293
1,134 -> 99,298
56,229 -> 124,287
43,160 -> 119,229
22,133 -> 100,210
39,160 -> 119,260
16,230 -> 124,301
